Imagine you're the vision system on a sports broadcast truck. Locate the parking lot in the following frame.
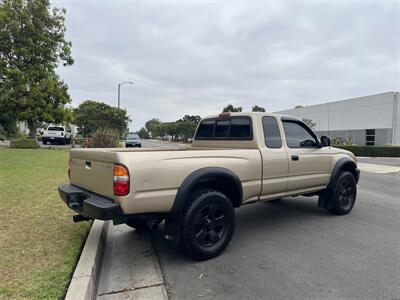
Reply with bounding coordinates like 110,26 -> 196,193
93,140 -> 399,299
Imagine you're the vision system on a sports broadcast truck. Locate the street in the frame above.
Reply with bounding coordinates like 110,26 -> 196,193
95,140 -> 400,299
152,160 -> 400,299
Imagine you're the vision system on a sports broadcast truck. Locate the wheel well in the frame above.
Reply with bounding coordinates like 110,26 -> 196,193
340,162 -> 358,180
189,175 -> 242,208
328,159 -> 358,190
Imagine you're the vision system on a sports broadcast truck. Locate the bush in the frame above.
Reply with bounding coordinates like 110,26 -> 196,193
334,145 -> 400,157
92,129 -> 118,148
10,137 -> 40,149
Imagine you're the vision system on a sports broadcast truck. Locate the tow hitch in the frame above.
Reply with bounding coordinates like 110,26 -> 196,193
73,215 -> 90,223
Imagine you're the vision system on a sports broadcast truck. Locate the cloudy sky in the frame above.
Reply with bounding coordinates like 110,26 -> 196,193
53,0 -> 399,131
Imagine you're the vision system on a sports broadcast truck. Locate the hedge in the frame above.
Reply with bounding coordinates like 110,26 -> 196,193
10,137 -> 40,149
334,145 -> 400,157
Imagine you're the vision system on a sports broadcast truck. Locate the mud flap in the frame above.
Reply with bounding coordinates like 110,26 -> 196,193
164,213 -> 182,243
318,190 -> 333,210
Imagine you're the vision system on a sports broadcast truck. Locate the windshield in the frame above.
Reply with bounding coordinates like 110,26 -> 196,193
127,134 -> 139,140
47,127 -> 64,131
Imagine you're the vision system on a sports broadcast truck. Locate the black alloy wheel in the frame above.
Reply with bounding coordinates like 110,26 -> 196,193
180,189 -> 235,260
327,171 -> 357,215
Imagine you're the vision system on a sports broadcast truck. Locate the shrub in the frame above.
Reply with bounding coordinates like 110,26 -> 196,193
10,137 -> 40,149
334,145 -> 400,157
92,129 -> 118,148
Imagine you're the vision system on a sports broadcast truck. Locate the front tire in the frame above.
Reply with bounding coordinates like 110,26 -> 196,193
322,171 -> 357,215
180,189 -> 235,260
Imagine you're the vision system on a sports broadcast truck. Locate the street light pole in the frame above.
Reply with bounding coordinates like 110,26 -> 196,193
117,81 -> 133,109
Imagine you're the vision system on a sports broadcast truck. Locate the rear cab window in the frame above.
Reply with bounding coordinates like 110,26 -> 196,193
47,127 -> 64,131
262,116 -> 282,148
195,117 -> 253,140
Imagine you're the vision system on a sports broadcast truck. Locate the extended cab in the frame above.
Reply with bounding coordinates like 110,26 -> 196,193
59,112 -> 360,260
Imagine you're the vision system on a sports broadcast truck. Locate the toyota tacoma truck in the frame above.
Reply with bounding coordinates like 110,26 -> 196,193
59,112 -> 360,260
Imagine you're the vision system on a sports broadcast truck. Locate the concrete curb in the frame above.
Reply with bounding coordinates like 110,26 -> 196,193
65,220 -> 111,300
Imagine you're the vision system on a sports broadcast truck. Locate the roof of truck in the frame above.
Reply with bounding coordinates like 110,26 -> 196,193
201,112 -> 301,121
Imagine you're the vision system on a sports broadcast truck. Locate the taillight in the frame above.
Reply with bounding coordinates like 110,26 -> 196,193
114,164 -> 130,196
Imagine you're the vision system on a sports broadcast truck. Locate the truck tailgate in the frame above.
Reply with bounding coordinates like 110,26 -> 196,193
69,150 -> 116,197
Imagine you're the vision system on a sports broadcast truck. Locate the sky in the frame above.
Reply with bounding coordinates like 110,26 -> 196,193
53,0 -> 400,131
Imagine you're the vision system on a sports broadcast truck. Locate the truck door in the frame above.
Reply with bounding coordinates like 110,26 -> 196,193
281,118 -> 331,192
259,116 -> 289,197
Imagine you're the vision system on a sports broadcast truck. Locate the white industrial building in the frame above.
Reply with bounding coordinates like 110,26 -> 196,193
277,92 -> 400,146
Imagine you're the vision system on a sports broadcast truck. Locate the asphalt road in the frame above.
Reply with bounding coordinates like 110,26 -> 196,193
149,154 -> 400,299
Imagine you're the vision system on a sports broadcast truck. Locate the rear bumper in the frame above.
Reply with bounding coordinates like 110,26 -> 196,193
126,143 -> 141,147
43,136 -> 65,141
58,184 -> 126,224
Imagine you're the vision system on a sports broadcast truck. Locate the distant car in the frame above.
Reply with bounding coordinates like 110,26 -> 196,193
42,125 -> 71,145
125,133 -> 141,148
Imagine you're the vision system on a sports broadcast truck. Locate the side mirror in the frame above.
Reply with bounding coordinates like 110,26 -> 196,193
320,135 -> 331,147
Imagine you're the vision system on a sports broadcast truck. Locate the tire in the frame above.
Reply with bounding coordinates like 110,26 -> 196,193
180,189 -> 235,260
125,219 -> 148,232
43,140 -> 47,145
324,171 -> 357,215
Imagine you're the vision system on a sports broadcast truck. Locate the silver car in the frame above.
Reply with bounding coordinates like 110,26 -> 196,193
125,133 -> 141,148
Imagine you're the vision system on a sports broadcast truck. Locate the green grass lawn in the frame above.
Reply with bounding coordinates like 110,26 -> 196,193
0,149 -> 90,299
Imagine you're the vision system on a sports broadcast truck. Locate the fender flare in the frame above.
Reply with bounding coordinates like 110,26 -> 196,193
169,167 -> 243,214
327,157 -> 358,190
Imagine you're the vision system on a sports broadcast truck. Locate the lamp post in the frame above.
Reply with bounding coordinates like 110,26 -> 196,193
117,81 -> 133,109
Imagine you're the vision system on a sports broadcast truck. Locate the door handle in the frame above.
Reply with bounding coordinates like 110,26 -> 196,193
291,155 -> 299,161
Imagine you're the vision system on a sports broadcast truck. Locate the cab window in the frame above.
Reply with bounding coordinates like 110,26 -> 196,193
195,117 -> 252,140
262,116 -> 282,148
215,120 -> 230,137
282,121 -> 318,148
196,120 -> 215,138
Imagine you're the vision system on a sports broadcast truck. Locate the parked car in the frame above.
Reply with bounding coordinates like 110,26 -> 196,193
125,133 -> 141,148
59,112 -> 359,260
42,125 -> 71,145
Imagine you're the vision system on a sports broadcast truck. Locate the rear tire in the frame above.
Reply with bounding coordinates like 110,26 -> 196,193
323,171 -> 357,215
180,189 -> 235,260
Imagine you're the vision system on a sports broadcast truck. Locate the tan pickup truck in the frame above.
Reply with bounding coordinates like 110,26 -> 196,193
59,112 -> 360,260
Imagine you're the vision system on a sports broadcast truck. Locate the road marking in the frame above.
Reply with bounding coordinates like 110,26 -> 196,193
357,162 -> 400,174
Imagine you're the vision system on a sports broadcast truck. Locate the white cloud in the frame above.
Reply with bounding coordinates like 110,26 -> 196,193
54,1 -> 400,130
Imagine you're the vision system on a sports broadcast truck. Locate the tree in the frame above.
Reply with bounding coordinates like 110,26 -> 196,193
0,0 -> 74,139
145,118 -> 161,137
138,127 -> 150,139
222,104 -> 242,112
302,118 -> 316,129
180,115 -> 201,124
176,120 -> 197,141
252,105 -> 266,112
73,100 -> 130,137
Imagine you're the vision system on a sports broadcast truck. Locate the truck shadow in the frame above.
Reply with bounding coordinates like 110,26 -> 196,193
151,196 -> 329,263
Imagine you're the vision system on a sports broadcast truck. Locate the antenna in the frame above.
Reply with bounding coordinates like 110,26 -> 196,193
327,98 -> 330,148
